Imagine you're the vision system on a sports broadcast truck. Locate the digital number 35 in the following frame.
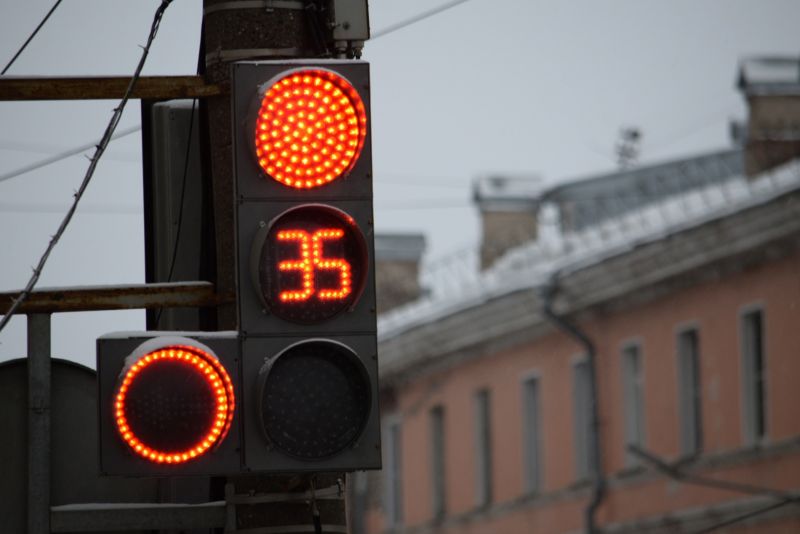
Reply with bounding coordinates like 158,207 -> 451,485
276,228 -> 352,302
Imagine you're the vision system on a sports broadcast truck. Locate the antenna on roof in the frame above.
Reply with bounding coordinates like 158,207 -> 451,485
615,126 -> 642,170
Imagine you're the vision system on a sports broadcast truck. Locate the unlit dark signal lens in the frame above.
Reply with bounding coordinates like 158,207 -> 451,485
258,340 -> 371,460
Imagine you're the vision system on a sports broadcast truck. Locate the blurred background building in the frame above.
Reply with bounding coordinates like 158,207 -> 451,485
355,56 -> 800,533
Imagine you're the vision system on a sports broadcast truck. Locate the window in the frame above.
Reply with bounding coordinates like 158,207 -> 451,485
383,419 -> 403,527
522,376 -> 542,492
474,389 -> 492,506
741,308 -> 767,444
573,359 -> 593,479
621,343 -> 645,464
677,328 -> 703,455
430,406 -> 446,519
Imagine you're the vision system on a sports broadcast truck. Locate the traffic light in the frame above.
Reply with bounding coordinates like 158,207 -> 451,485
96,332 -> 240,475
96,61 -> 380,476
232,61 -> 380,472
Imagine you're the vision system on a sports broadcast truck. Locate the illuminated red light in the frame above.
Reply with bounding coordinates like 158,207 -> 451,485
255,69 -> 367,189
113,345 -> 235,464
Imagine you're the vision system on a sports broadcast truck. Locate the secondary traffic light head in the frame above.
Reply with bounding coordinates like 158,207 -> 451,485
114,343 -> 235,464
97,333 -> 240,475
233,60 -> 380,473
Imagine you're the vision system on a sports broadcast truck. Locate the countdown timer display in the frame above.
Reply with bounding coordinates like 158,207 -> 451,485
253,204 -> 368,324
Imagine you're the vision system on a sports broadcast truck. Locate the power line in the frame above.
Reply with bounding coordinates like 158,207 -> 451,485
0,0 -> 475,183
0,126 -> 141,184
2,0 -> 64,74
0,0 -> 175,337
372,0 -> 474,40
0,202 -> 140,215
0,137 -> 140,162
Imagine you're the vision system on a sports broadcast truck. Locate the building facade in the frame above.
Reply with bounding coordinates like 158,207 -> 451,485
364,156 -> 800,534
356,56 -> 800,534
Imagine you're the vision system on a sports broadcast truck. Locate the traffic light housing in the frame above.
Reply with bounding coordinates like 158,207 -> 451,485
96,60 -> 380,476
97,332 -> 240,475
233,61 -> 380,472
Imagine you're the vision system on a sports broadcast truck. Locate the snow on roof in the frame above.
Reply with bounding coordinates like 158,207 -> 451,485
738,56 -> 800,94
379,158 -> 800,342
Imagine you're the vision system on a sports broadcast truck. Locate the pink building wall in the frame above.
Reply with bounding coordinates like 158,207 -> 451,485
368,249 -> 800,532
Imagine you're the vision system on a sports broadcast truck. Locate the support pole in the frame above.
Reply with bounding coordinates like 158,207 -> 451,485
202,0 -> 317,330
27,313 -> 52,534
201,2 -> 348,531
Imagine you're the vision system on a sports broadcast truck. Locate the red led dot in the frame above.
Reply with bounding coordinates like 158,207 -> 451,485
254,69 -> 367,189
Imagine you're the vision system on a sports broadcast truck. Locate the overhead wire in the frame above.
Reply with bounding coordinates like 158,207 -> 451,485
0,126 -> 141,183
1,0 -> 64,74
154,98 -> 197,327
0,0 -> 473,184
371,0 -> 474,39
0,0 -> 176,337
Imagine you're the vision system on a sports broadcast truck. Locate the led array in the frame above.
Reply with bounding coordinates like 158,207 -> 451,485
114,346 -> 235,464
255,70 -> 367,189
276,227 -> 352,302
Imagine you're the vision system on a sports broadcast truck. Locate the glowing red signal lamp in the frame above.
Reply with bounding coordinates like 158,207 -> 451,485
254,69 -> 367,189
113,344 -> 236,464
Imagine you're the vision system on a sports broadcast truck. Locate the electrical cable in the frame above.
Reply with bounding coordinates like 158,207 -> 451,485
1,0 -> 64,74
0,0 -> 175,337
628,445 -> 800,534
0,202 -> 140,215
371,0 -> 474,39
0,126 -> 141,184
691,499 -> 797,534
628,445 -> 795,499
154,98 -> 197,327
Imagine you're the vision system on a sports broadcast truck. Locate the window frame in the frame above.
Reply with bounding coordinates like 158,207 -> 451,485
676,323 -> 703,457
739,304 -> 768,446
473,388 -> 493,507
382,414 -> 403,528
620,339 -> 646,466
520,370 -> 543,493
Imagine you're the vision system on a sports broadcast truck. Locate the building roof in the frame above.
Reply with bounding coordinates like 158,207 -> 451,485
378,157 -> 800,382
541,149 -> 743,231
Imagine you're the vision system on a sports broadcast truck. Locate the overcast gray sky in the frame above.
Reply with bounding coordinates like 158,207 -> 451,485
0,0 -> 799,367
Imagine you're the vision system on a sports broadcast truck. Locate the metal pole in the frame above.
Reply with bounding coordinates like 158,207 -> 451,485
201,3 -> 348,529
28,313 -> 52,534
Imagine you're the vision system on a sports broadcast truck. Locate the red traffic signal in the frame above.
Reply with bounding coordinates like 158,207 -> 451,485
254,69 -> 367,189
234,60 -> 381,473
113,344 -> 235,465
97,334 -> 241,475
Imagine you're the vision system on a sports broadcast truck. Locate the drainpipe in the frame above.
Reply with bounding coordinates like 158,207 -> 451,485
541,278 -> 606,534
